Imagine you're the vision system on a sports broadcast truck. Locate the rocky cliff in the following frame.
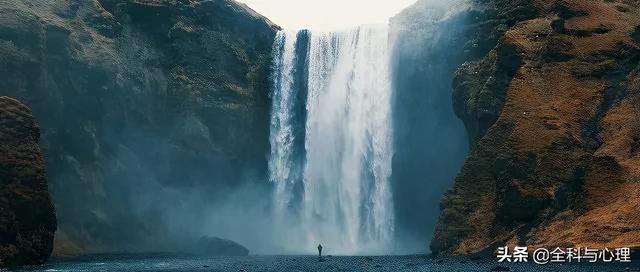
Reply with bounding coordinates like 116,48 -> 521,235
0,0 -> 278,255
0,97 -> 57,266
432,0 -> 640,255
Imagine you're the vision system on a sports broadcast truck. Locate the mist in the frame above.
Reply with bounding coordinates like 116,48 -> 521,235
389,0 -> 472,254
113,0 -> 475,256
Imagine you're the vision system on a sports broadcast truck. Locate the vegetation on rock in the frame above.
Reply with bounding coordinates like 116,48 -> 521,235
0,97 -> 57,267
0,0 -> 278,255
432,0 -> 640,256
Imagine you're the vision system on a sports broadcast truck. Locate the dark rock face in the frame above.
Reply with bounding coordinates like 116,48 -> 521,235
432,0 -> 640,256
449,0 -> 538,145
0,97 -> 56,267
0,0 -> 278,255
192,236 -> 249,256
452,41 -> 522,145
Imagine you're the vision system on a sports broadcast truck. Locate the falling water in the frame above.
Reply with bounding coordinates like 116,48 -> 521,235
269,26 -> 394,254
269,31 -> 301,223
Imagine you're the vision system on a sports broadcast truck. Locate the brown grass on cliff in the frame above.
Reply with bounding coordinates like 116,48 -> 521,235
432,0 -> 640,255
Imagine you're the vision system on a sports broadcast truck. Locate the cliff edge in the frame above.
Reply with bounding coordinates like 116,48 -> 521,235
0,97 -> 57,267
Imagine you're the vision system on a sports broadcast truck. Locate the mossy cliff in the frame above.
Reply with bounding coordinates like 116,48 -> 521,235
0,0 -> 278,256
0,97 -> 56,267
431,0 -> 640,255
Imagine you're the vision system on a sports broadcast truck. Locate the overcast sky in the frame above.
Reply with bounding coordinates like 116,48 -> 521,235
236,0 -> 418,31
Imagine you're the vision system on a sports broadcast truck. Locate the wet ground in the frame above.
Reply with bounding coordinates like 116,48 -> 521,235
6,254 -> 640,272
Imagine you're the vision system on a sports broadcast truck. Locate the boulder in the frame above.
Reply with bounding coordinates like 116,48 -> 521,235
192,236 -> 249,256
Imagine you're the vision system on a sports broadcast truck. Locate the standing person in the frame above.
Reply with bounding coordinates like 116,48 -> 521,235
317,244 -> 323,257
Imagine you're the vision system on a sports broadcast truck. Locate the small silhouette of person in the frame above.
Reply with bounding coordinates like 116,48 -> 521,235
317,244 -> 323,257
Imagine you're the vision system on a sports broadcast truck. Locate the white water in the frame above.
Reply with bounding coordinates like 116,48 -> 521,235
269,31 -> 300,224
269,26 -> 394,254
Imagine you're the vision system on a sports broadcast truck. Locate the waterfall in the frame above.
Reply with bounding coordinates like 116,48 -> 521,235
269,26 -> 394,254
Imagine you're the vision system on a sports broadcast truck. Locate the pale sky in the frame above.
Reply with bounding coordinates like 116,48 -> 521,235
236,0 -> 418,31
